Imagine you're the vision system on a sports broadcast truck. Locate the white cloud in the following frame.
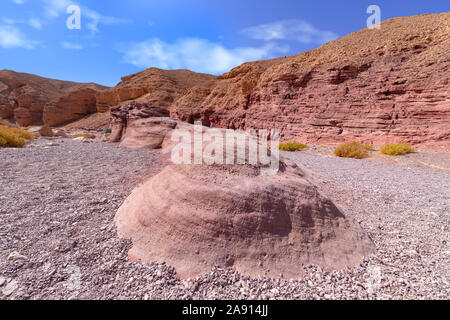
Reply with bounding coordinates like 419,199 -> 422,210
42,0 -> 72,18
29,18 -> 43,29
60,41 -> 83,49
0,25 -> 40,49
241,19 -> 338,45
121,38 -> 289,75
12,0 -> 27,4
1,16 -> 43,30
42,0 -> 131,34
83,8 -> 131,34
1,17 -> 22,25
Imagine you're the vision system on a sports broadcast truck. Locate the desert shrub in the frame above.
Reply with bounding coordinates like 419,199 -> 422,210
334,142 -> 369,159
380,143 -> 414,156
0,125 -> 34,148
73,133 -> 96,139
0,136 -> 7,147
103,128 -> 112,134
10,128 -> 34,140
363,144 -> 374,151
0,128 -> 26,148
279,142 -> 308,152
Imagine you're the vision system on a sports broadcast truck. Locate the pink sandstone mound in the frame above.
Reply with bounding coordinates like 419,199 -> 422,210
114,120 -> 375,279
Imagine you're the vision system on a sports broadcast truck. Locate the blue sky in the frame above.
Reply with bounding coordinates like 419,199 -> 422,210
0,0 -> 448,86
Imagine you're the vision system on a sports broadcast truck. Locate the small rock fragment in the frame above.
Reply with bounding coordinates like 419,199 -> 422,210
39,126 -> 55,137
54,129 -> 69,138
2,280 -> 19,297
7,251 -> 28,262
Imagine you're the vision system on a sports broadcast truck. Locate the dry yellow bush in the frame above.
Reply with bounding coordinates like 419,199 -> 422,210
380,143 -> 414,156
0,125 -> 34,148
0,136 -> 7,147
334,142 -> 369,159
279,142 -> 308,151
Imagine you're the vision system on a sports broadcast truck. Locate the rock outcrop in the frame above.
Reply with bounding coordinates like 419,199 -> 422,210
96,68 -> 215,112
61,112 -> 112,131
0,70 -> 107,127
172,12 -> 450,150
38,126 -> 55,137
110,102 -> 172,148
114,120 -> 375,278
43,88 -> 100,127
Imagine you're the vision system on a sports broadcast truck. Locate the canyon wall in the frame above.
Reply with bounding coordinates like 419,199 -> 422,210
0,70 -> 107,127
96,68 -> 216,112
172,12 -> 450,150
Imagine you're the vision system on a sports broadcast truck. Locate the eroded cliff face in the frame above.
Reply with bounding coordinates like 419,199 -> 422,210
43,88 -> 100,127
96,68 -> 216,112
172,12 -> 450,150
0,70 -> 107,127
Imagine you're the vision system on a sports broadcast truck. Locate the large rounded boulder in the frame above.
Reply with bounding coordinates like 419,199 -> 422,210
115,156 -> 375,278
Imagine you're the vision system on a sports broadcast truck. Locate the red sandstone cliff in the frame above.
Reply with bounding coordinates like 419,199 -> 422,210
96,68 -> 216,112
0,70 -> 107,127
171,12 -> 450,150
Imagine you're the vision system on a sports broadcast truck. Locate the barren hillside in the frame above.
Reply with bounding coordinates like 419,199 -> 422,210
96,68 -> 216,112
0,70 -> 107,126
172,12 -> 450,150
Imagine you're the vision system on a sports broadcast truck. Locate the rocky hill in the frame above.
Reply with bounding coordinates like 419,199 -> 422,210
96,68 -> 216,112
171,12 -> 450,150
0,70 -> 107,127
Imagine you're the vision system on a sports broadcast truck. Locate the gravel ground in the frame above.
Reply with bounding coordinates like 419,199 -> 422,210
0,138 -> 449,300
